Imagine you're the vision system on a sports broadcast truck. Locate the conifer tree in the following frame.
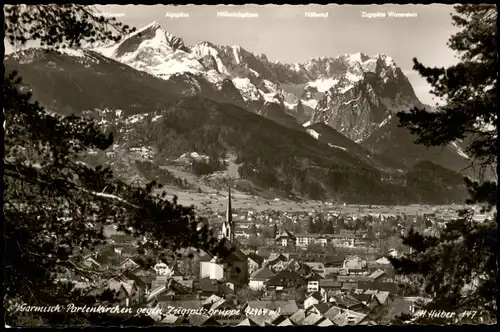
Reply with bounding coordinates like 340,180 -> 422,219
4,5 -> 218,326
390,4 -> 497,324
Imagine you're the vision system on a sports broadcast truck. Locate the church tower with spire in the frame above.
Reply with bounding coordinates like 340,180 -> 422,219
221,185 -> 235,243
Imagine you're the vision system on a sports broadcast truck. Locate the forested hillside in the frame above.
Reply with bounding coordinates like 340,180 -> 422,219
97,96 -> 467,204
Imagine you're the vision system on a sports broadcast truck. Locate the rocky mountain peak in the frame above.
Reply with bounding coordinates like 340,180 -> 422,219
110,21 -> 188,58
344,52 -> 371,65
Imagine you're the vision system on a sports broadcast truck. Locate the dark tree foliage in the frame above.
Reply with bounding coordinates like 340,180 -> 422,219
127,97 -> 461,205
391,4 -> 498,324
3,5 -> 220,326
4,4 -> 135,49
135,160 -> 190,189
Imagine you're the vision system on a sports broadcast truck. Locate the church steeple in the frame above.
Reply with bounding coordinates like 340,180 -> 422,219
222,185 -> 234,243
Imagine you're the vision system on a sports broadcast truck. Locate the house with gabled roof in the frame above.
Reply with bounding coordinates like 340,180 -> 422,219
319,278 -> 342,292
337,275 -> 371,283
357,281 -> 398,295
265,270 -> 305,291
119,257 -> 139,271
237,317 -> 260,326
266,252 -> 289,265
103,279 -> 138,307
374,291 -> 392,305
249,266 -> 275,291
176,279 -> 193,291
277,300 -> 299,316
114,271 -> 148,302
324,255 -> 346,268
306,303 -> 331,316
323,306 -> 368,326
343,256 -> 367,270
269,315 -> 288,326
368,269 -> 392,282
304,262 -> 326,275
157,314 -> 184,325
276,318 -> 296,326
330,294 -> 366,312
275,230 -> 296,247
300,313 -> 325,326
374,256 -> 391,265
341,281 -> 359,291
304,291 -> 324,309
282,259 -> 302,273
82,255 -> 102,270
199,242 -> 248,287
306,272 -> 324,292
146,279 -> 194,305
289,308 -> 307,325
202,294 -> 223,307
246,314 -> 280,327
247,252 -> 264,275
315,317 -> 335,326
351,293 -> 380,314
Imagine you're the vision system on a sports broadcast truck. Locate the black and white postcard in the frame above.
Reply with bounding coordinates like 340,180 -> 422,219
3,3 -> 497,327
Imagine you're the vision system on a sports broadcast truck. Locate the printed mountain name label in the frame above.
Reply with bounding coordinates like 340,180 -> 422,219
165,12 -> 189,18
305,12 -> 329,18
361,12 -> 418,18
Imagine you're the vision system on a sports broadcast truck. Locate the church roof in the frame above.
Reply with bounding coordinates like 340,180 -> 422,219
201,238 -> 247,264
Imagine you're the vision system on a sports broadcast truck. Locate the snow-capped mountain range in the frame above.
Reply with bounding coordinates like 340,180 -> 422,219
93,21 -> 422,142
5,20 -> 472,182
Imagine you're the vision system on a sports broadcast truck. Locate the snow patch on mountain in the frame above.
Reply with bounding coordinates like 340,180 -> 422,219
378,114 -> 392,128
306,129 -> 320,140
283,101 -> 297,110
136,51 -> 204,78
58,48 -> 86,58
263,79 -> 278,93
361,58 -> 378,73
328,143 -> 347,151
232,77 -> 261,101
450,142 -> 470,159
343,96 -> 362,106
261,91 -> 282,104
346,52 -> 367,65
204,69 -> 225,84
307,78 -> 339,93
338,84 -> 355,94
96,22 -> 206,79
190,42 -> 230,76
232,45 -> 241,65
345,68 -> 364,83
381,54 -> 395,67
301,99 -> 318,109
249,68 -> 260,77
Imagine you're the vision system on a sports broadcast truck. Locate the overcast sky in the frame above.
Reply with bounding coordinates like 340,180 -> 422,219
5,4 -> 460,105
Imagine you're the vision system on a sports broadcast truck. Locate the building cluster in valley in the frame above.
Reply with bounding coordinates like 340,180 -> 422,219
62,188 -> 471,326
